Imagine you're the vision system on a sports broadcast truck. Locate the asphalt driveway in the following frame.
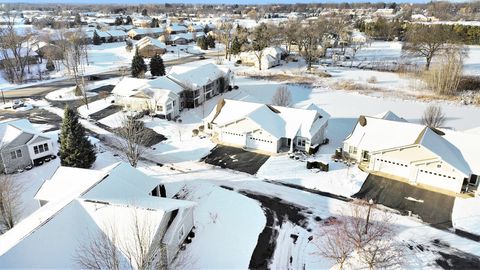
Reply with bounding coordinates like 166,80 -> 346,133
201,145 -> 270,174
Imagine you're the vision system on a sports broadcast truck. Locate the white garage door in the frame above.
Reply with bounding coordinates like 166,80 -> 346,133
415,169 -> 462,192
373,158 -> 410,179
246,134 -> 277,153
220,131 -> 245,146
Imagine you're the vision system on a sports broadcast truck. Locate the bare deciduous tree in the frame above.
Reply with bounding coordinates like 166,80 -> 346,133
314,221 -> 353,269
315,200 -> 403,270
271,86 -> 292,107
249,23 -> 273,70
76,226 -> 123,270
0,172 -> 22,233
114,116 -> 152,167
0,14 -> 34,83
76,209 -> 167,270
403,24 -> 457,70
421,105 -> 446,129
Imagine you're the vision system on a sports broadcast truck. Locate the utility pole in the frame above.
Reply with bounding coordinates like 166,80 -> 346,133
364,199 -> 374,235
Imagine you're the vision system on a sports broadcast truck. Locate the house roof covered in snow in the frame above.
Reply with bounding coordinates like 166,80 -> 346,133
205,99 -> 330,140
168,63 -> 229,89
346,116 -> 477,176
374,110 -> 408,122
0,162 -> 195,268
112,77 -> 149,97
0,119 -> 50,148
136,36 -> 167,49
128,27 -> 164,36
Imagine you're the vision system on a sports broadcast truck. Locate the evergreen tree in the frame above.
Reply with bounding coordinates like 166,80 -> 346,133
230,36 -> 242,55
125,16 -> 133,25
150,54 -> 165,76
131,48 -> 147,78
93,30 -> 102,45
74,14 -> 82,26
206,35 -> 216,49
150,18 -> 159,28
115,16 -> 123,26
59,106 -> 96,168
46,58 -> 55,71
197,36 -> 208,50
203,24 -> 210,34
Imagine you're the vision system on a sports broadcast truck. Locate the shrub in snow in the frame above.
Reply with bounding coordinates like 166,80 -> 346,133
197,36 -> 208,50
192,129 -> 199,136
367,76 -> 377,84
59,106 -> 96,168
74,85 -> 83,96
198,125 -> 204,132
206,35 -> 215,49
46,59 -> 55,71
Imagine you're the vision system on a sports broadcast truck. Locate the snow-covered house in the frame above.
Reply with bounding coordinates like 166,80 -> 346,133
135,36 -> 167,58
166,24 -> 188,34
343,113 -> 480,194
0,163 -> 195,268
106,29 -> 128,42
112,77 -> 183,120
239,46 -> 286,70
168,63 -> 231,108
128,27 -> 165,40
204,99 -> 330,154
0,119 -> 54,174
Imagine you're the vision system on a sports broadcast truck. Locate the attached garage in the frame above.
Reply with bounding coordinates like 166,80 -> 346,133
372,157 -> 410,179
219,131 -> 245,147
246,134 -> 278,153
414,168 -> 464,193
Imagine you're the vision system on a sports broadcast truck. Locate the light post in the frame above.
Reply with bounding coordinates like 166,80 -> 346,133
364,199 -> 374,235
1,88 -> 5,104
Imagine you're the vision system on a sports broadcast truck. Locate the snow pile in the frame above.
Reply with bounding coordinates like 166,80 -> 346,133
257,155 -> 368,198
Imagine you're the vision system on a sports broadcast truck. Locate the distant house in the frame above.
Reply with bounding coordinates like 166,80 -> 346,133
112,63 -> 231,114
166,24 -> 188,34
167,63 -> 231,108
128,27 -> 165,40
135,36 -> 167,58
0,48 -> 39,67
0,162 -> 195,268
204,99 -> 330,154
106,29 -> 128,42
188,23 -> 204,33
343,113 -> 480,195
0,119 -> 54,173
239,46 -> 286,70
112,76 -> 183,120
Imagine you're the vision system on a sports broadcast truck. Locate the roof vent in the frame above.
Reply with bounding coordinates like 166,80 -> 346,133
359,115 -> 367,127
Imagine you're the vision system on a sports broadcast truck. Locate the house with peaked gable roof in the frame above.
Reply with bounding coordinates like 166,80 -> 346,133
204,99 -> 330,154
0,119 -> 54,173
344,113 -> 480,194
0,162 -> 195,268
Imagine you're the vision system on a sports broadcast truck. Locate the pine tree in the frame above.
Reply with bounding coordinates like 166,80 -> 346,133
131,48 -> 147,78
206,35 -> 216,49
230,36 -> 242,55
93,30 -> 102,45
125,16 -> 132,25
150,54 -> 165,77
59,106 -> 96,168
46,58 -> 55,71
197,36 -> 208,50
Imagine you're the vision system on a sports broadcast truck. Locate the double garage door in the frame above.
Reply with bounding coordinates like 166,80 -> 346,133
373,158 -> 410,179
